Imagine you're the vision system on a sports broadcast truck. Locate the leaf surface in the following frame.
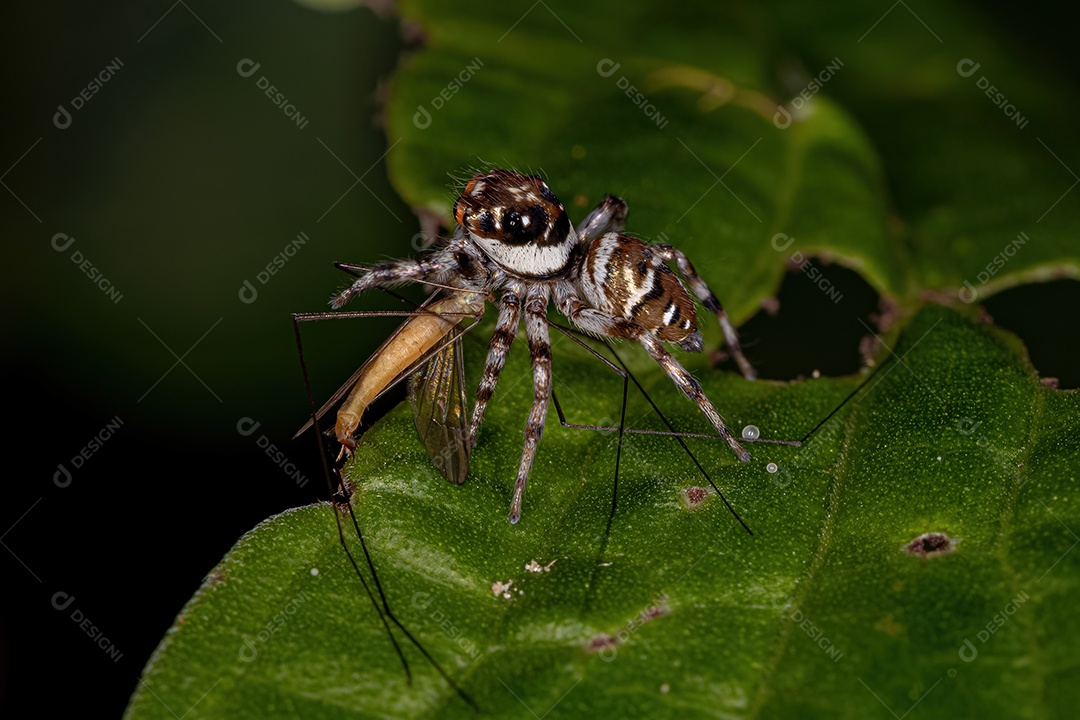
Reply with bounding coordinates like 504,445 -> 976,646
125,307 -> 1080,719
127,1 -> 1080,717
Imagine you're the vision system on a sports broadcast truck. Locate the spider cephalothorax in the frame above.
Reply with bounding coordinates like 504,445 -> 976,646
453,169 -> 576,278
332,168 -> 757,522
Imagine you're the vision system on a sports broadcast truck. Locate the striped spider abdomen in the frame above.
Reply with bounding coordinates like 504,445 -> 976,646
580,233 -> 703,352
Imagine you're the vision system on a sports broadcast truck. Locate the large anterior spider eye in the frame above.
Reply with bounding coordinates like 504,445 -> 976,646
477,211 -> 496,236
504,210 -> 523,234
500,205 -> 549,244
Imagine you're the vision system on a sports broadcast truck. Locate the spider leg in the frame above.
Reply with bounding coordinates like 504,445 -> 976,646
650,243 -> 757,381
508,286 -> 554,523
330,240 -> 483,309
557,291 -> 751,462
547,322 -> 757,535
575,195 -> 628,245
635,332 -> 750,461
469,288 -> 521,447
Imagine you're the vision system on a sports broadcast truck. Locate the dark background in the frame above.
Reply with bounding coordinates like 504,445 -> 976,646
1,1 -> 1076,717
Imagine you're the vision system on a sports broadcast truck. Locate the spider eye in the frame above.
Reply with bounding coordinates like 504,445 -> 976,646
477,211 -> 496,236
503,210 -> 531,242
500,206 -> 548,244
504,211 -> 522,232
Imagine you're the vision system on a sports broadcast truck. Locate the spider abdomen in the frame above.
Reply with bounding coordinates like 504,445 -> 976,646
580,233 -> 701,350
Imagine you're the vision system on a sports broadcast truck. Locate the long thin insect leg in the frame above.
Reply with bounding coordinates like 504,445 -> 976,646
575,195 -> 628,244
293,314 -> 479,711
292,314 -> 410,681
552,366 -> 628,614
470,289 -> 521,448
650,243 -> 757,381
339,502 -> 480,711
553,390 -> 799,445
508,287 -> 554,523
555,291 -> 752,462
608,340 -> 753,534
548,322 -> 753,535
798,353 -> 897,444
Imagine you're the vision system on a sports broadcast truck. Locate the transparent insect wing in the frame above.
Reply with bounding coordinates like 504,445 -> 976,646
292,291 -> 485,708
408,332 -> 470,485
296,293 -> 483,458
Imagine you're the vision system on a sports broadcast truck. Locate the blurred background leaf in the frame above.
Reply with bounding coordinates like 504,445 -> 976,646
388,0 -> 1080,312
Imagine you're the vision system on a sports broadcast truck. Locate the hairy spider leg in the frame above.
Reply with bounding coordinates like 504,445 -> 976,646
650,243 -> 757,381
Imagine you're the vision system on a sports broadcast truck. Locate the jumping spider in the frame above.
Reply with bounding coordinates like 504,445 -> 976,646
331,168 -> 758,523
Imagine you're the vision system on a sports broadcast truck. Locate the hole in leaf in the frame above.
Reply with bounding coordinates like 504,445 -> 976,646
981,279 -> 1080,389
716,258 -> 881,380
904,531 -> 958,558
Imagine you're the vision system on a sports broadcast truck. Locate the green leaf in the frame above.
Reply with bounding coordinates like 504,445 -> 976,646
125,306 -> 1080,719
127,1 -> 1080,717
